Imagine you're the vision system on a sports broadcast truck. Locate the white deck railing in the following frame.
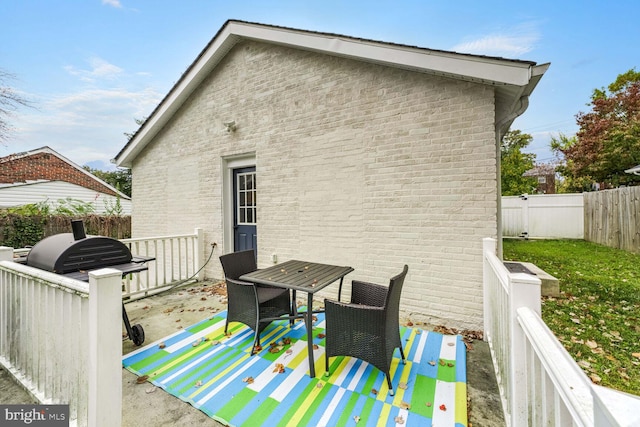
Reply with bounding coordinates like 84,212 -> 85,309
0,229 -> 208,426
483,237 -> 640,427
0,247 -> 122,427
121,228 -> 204,300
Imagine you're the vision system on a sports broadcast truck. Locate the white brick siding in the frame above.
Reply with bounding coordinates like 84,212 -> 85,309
131,41 -> 497,329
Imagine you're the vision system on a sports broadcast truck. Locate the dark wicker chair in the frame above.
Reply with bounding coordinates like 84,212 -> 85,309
219,250 -> 294,354
324,265 -> 409,395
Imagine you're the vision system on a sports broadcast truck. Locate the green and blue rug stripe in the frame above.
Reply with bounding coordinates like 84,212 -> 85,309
123,310 -> 467,426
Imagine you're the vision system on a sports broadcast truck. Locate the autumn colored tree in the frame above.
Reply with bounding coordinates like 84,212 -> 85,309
501,129 -> 538,195
556,69 -> 640,188
551,133 -> 595,192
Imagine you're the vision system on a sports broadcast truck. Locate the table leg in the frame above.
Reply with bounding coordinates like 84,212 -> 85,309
291,290 -> 297,326
307,292 -> 315,377
337,277 -> 345,302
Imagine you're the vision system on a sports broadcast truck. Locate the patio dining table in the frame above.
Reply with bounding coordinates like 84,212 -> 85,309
240,259 -> 353,377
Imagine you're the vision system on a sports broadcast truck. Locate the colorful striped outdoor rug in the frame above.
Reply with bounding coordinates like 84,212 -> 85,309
123,311 -> 467,427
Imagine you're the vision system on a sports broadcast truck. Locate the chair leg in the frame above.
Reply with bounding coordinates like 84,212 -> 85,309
386,373 -> 394,396
399,346 -> 407,364
324,354 -> 330,377
224,319 -> 229,335
251,331 -> 261,355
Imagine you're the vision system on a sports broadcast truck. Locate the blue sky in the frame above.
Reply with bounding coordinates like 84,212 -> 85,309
1,0 -> 638,170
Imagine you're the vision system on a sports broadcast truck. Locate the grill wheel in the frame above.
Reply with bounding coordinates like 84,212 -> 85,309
131,324 -> 145,346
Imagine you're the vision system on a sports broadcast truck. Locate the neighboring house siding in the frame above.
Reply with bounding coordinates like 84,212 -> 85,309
132,41 -> 497,329
0,151 -> 118,196
0,181 -> 132,215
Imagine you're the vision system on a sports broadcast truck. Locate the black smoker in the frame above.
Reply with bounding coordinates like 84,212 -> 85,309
20,220 -> 154,345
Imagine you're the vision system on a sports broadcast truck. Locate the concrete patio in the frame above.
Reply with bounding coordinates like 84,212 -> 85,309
1,280 -> 505,426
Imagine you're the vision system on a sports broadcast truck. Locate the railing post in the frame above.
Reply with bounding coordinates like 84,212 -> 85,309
0,247 -> 13,262
195,227 -> 205,281
592,384 -> 640,427
482,237 -> 496,339
88,268 -> 122,427
509,271 -> 541,426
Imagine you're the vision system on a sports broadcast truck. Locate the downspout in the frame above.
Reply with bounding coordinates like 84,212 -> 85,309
495,95 -> 530,259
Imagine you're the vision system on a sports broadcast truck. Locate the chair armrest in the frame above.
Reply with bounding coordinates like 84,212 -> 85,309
351,280 -> 388,307
226,278 -> 257,287
325,298 -> 384,312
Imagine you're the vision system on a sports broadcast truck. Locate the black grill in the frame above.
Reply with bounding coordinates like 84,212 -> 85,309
23,220 -> 152,282
17,220 -> 152,346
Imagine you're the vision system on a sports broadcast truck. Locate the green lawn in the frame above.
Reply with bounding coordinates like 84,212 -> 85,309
502,239 -> 640,396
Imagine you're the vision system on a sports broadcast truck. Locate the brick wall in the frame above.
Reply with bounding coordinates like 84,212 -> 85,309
0,151 -> 117,196
131,41 -> 497,329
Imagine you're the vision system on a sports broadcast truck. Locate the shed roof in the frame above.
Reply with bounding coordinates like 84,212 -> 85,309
523,164 -> 557,177
114,19 -> 549,168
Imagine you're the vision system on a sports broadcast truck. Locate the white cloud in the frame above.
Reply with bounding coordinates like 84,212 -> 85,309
452,23 -> 540,58
65,57 -> 123,82
8,86 -> 162,168
102,0 -> 122,8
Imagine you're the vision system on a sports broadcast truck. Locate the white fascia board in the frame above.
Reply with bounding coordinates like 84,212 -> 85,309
233,22 -> 535,86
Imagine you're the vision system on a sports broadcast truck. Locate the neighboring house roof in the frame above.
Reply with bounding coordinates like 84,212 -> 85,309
0,180 -> 132,215
523,164 -> 557,177
625,165 -> 640,175
0,146 -> 129,199
114,19 -> 549,168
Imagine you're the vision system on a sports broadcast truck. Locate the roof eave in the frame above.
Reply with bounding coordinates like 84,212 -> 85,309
495,62 -> 550,137
114,20 -> 549,167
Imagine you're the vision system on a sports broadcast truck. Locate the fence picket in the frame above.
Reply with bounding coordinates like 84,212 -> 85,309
583,187 -> 640,253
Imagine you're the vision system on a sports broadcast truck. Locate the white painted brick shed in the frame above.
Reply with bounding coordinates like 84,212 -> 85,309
115,20 -> 548,329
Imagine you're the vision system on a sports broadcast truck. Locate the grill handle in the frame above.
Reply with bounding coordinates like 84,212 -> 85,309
71,220 -> 87,240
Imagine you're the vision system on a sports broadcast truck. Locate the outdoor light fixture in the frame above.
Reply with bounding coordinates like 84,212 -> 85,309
223,121 -> 237,133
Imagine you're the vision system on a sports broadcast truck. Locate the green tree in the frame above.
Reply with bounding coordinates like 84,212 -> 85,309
84,166 -> 132,197
501,130 -> 538,195
556,68 -> 640,188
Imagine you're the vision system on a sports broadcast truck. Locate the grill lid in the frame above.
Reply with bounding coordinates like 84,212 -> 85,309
26,233 -> 133,274
21,220 -> 153,282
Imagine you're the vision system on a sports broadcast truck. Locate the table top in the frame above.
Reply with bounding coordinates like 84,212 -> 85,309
240,260 -> 353,293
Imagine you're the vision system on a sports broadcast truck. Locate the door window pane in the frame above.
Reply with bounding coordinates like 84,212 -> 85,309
237,171 -> 257,225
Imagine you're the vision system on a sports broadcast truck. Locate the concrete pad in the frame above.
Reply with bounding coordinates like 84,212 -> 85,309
122,281 -> 228,427
1,279 -> 505,426
520,261 -> 560,297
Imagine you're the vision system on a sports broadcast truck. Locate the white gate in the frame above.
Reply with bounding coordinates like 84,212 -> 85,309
502,193 -> 584,239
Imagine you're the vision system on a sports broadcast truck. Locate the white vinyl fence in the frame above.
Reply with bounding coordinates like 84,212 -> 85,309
121,228 -> 205,300
502,193 -> 584,239
0,248 -> 122,427
0,229 -> 207,426
483,238 -> 640,426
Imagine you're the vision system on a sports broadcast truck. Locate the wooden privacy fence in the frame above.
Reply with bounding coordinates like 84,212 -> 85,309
0,214 -> 131,249
584,187 -> 640,253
